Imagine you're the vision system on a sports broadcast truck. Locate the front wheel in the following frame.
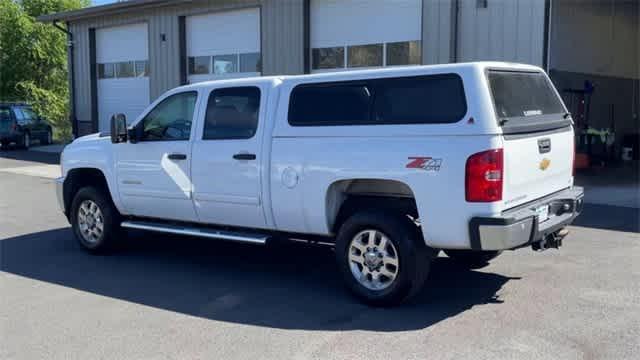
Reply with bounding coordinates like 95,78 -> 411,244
42,129 -> 52,145
20,132 -> 30,149
335,210 -> 435,306
70,186 -> 122,253
444,249 -> 502,269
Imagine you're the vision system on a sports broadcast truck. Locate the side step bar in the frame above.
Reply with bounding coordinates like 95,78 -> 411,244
121,220 -> 268,245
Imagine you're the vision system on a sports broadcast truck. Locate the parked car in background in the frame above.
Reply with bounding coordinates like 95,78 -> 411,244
0,102 -> 53,149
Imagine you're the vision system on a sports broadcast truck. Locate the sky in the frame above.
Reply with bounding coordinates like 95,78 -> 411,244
92,0 -> 117,6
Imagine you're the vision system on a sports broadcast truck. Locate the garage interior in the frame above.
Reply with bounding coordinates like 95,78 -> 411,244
548,0 -> 639,208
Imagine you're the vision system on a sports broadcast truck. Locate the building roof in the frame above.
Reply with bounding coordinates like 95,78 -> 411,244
38,0 -> 185,23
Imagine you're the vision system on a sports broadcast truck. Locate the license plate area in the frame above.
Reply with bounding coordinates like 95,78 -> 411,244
535,204 -> 550,223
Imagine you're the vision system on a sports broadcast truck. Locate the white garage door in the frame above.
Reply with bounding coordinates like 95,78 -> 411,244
311,0 -> 422,72
96,23 -> 150,132
186,8 -> 261,83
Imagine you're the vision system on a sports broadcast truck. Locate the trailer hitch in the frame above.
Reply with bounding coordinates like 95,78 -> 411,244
532,228 -> 569,251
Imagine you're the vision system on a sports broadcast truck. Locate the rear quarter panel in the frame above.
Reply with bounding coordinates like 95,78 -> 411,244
270,135 -> 502,249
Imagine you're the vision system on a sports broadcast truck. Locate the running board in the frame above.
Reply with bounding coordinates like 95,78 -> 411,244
121,220 -> 268,245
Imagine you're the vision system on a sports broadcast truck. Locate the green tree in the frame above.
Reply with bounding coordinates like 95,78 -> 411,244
0,0 -> 88,141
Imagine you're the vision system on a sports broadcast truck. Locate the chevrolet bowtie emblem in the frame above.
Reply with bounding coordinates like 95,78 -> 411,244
539,158 -> 551,171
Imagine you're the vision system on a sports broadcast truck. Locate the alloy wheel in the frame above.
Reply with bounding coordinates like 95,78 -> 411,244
77,200 -> 104,244
348,229 -> 400,290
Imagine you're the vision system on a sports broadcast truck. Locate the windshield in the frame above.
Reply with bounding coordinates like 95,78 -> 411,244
488,70 -> 565,119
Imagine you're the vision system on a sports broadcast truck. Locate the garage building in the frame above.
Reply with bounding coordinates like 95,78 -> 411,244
40,0 -> 638,158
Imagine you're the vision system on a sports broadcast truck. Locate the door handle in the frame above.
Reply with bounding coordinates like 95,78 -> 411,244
168,153 -> 187,160
233,153 -> 256,160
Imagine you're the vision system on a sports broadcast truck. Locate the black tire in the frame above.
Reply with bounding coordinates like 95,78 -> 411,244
70,186 -> 122,253
42,129 -> 52,145
20,132 -> 30,149
335,210 -> 435,307
444,249 -> 502,269
0,140 -> 9,149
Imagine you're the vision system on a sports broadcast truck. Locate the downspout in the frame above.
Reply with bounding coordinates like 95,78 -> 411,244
52,21 -> 77,139
451,0 -> 460,63
303,0 -> 311,73
543,0 -> 551,71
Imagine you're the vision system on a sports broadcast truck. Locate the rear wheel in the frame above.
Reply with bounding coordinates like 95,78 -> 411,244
444,249 -> 502,269
70,186 -> 121,253
335,210 -> 435,306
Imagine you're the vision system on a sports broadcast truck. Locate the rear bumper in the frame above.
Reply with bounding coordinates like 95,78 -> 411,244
469,186 -> 584,251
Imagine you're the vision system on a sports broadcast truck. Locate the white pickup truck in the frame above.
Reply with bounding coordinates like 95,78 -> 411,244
56,62 -> 583,306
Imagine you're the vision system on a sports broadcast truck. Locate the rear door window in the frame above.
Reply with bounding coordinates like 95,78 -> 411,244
288,74 -> 466,126
203,87 -> 261,140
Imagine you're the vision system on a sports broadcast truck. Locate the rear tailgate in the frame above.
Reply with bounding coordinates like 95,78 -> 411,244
502,129 -> 574,208
487,70 -> 574,209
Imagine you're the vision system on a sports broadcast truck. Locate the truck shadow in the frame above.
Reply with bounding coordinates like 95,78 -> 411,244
572,203 -> 639,233
1,228 -> 518,332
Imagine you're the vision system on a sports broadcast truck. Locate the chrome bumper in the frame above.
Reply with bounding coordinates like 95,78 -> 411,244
469,186 -> 584,251
55,176 -> 65,214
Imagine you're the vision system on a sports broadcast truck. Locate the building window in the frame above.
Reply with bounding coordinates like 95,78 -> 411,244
188,56 -> 210,75
386,41 -> 421,66
98,60 -> 148,79
213,54 -> 238,74
347,44 -> 383,68
240,52 -> 262,73
98,63 -> 115,79
116,61 -> 135,78
188,53 -> 261,77
312,41 -> 422,71
135,60 -> 149,77
312,47 -> 345,70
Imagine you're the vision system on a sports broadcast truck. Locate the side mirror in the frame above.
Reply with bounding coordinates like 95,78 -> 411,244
110,113 -> 128,143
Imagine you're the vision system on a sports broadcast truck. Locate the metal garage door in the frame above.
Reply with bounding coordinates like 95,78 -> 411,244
310,0 -> 422,72
186,8 -> 261,84
96,23 -> 150,132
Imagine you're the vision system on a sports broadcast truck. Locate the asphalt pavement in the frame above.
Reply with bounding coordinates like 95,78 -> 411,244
1,149 -> 639,360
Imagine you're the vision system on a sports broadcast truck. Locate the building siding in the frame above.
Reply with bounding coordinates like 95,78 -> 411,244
68,0 -> 555,133
69,0 -> 302,130
422,0 -> 455,64
455,0 -> 546,67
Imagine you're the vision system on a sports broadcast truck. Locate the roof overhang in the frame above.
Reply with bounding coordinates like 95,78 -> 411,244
38,0 -> 187,23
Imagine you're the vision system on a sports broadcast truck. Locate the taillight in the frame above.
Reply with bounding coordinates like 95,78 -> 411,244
465,148 -> 503,202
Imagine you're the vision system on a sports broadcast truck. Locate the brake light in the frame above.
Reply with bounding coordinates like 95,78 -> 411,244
465,148 -> 503,202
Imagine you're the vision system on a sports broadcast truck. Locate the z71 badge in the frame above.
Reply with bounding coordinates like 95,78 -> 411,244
406,157 -> 443,171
